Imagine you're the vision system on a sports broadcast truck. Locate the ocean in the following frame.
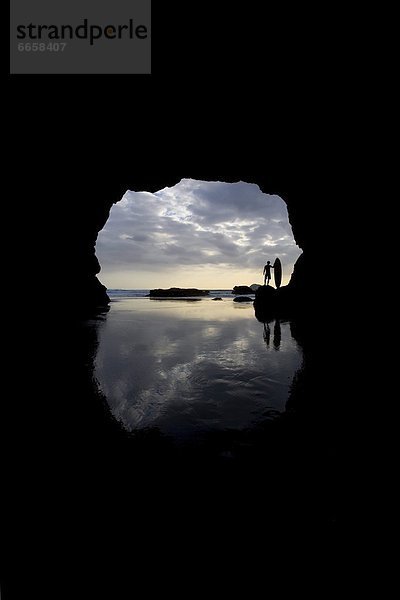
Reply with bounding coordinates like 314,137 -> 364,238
107,289 -> 251,299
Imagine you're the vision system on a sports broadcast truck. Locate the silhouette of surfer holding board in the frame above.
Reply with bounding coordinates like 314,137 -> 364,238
263,261 -> 274,285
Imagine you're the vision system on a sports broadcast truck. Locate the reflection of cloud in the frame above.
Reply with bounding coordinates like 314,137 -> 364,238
203,326 -> 220,338
96,180 -> 301,285
95,300 -> 303,437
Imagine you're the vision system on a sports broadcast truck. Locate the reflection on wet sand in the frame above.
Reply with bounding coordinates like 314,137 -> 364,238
262,319 -> 281,350
273,320 -> 281,350
263,322 -> 271,346
94,298 -> 303,444
149,297 -> 202,302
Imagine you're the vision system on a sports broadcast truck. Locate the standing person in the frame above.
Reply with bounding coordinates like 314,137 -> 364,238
263,261 -> 274,285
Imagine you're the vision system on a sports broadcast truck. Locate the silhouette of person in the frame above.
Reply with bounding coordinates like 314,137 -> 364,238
263,261 -> 274,285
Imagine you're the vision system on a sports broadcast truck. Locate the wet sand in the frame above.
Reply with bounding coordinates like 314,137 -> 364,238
94,297 -> 303,452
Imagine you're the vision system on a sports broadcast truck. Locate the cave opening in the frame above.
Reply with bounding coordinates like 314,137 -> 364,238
86,179 -> 305,442
95,179 -> 301,293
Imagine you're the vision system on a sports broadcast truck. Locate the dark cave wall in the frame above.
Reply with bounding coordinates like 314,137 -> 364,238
67,177 -> 314,312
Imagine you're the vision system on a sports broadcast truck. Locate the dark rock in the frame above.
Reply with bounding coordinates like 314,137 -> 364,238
233,296 -> 253,302
77,274 -> 110,314
149,287 -> 210,297
212,297 -> 223,301
253,285 -> 277,320
255,284 -> 277,301
87,277 -> 110,307
254,284 -> 305,321
250,284 -> 262,291
232,285 -> 254,295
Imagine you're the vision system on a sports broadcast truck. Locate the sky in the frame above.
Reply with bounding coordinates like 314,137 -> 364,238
96,179 -> 301,289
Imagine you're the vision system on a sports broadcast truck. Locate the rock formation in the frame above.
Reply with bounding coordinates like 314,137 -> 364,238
149,288 -> 209,297
253,285 -> 277,320
232,286 -> 254,295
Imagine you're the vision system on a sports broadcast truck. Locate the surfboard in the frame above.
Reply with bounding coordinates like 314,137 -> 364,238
273,258 -> 282,288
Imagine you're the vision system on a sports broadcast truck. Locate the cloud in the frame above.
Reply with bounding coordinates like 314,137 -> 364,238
96,179 -> 301,286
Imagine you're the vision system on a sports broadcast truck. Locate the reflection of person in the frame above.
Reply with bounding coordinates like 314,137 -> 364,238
273,319 -> 281,350
263,322 -> 271,346
263,261 -> 274,285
